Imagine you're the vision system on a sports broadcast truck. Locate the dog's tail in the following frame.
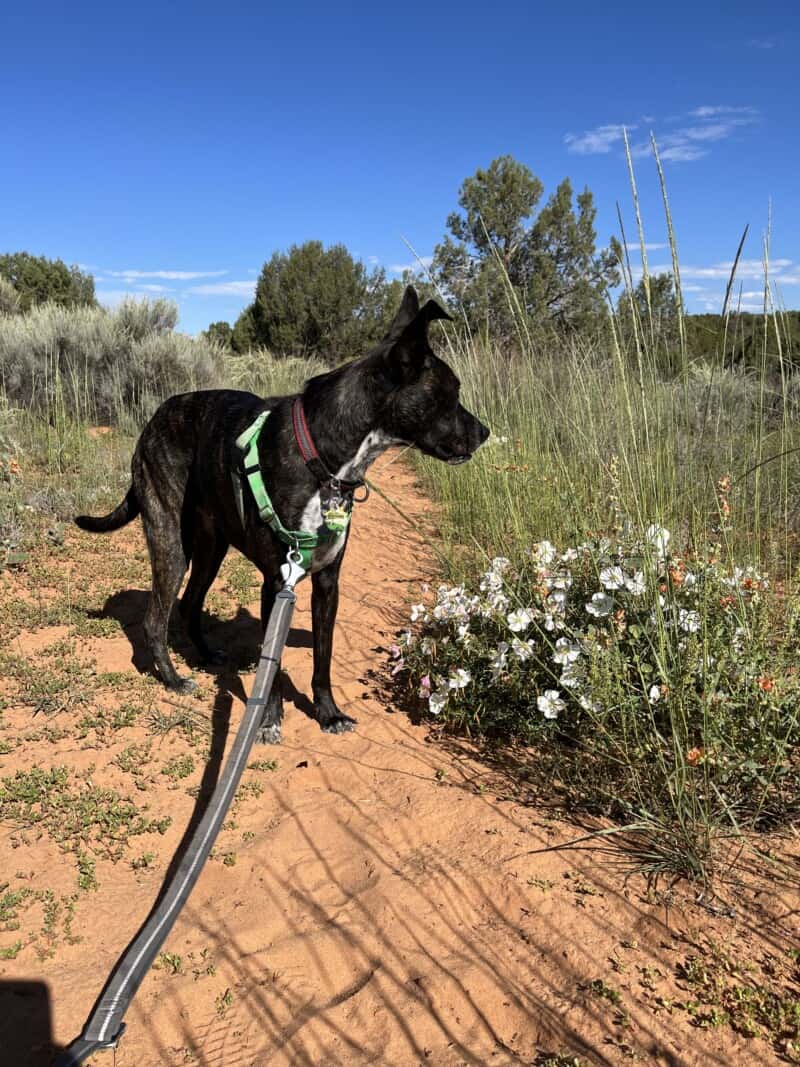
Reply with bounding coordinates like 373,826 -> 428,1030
75,486 -> 140,533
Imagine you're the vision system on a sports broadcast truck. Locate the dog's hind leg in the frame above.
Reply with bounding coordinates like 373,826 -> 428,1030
311,559 -> 356,734
179,523 -> 229,665
255,577 -> 285,744
139,487 -> 194,694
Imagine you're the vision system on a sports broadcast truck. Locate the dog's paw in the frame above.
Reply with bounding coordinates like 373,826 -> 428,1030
321,714 -> 356,735
256,723 -> 282,745
174,677 -> 198,696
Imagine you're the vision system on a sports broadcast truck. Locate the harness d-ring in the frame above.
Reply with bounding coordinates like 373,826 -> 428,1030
353,484 -> 370,504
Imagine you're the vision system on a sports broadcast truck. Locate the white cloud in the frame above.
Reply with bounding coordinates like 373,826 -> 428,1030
187,280 -> 256,297
134,283 -> 172,293
651,258 -> 793,280
565,124 -> 631,155
388,256 -> 433,275
747,38 -> 777,49
631,261 -> 797,293
689,105 -> 759,118
573,106 -> 760,165
108,269 -> 228,280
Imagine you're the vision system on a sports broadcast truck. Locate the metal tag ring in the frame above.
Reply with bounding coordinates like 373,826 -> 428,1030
353,484 -> 370,504
288,548 -> 304,565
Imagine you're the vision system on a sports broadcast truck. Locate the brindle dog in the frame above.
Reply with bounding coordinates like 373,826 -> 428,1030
76,286 -> 488,742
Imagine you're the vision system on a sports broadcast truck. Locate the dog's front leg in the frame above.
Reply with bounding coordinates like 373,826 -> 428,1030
255,577 -> 285,745
311,560 -> 356,734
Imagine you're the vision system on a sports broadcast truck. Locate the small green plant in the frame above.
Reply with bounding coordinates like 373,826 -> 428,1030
676,944 -> 800,1058
581,978 -> 623,1007
215,988 -> 234,1016
76,851 -> 98,892
161,754 -> 195,781
0,940 -> 23,959
0,765 -> 172,874
526,877 -> 555,891
247,759 -> 278,772
130,852 -> 156,871
156,951 -> 184,975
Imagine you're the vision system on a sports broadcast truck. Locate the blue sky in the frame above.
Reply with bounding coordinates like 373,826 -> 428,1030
1,1 -> 798,334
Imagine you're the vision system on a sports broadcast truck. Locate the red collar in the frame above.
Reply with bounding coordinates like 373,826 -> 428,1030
291,397 -> 364,491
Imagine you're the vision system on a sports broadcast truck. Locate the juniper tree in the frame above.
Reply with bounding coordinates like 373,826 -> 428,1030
432,155 -> 619,340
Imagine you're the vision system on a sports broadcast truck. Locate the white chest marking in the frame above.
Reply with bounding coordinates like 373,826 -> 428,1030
299,431 -> 400,573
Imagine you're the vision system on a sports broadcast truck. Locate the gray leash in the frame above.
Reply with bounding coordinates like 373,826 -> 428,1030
54,552 -> 307,1066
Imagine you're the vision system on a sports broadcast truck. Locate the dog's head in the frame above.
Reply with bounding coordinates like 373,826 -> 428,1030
374,286 -> 489,464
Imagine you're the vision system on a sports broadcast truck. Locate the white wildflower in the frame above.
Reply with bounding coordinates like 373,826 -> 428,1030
507,608 -> 533,633
428,690 -> 448,715
559,663 -> 582,689
480,570 -> 503,594
648,684 -> 661,704
624,571 -> 645,596
586,592 -> 614,618
646,524 -> 671,560
537,689 -> 565,720
511,637 -> 534,661
490,641 -> 509,677
531,540 -> 557,567
448,668 -> 472,690
553,637 -> 581,665
578,694 -> 600,713
599,565 -> 625,590
487,590 -> 510,614
410,603 -> 427,622
679,609 -> 701,634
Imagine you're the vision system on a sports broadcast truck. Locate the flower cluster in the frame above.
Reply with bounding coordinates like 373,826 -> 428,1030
394,525 -> 782,748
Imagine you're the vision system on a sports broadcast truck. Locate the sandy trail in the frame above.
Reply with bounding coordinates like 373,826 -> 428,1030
0,460 -> 794,1066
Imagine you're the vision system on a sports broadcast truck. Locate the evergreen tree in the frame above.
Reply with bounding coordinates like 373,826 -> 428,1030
432,156 -> 618,339
0,252 -> 96,310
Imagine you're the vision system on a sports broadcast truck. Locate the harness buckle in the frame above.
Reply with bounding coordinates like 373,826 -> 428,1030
281,548 -> 307,590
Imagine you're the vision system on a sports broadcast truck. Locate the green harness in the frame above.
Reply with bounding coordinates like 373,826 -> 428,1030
233,410 -> 353,573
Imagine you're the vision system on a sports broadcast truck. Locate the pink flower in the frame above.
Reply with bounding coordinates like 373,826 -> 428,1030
389,644 -> 402,659
391,657 -> 405,676
418,674 -> 432,698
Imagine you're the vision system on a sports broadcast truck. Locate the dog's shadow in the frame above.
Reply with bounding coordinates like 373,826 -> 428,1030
92,588 -> 315,716
58,588 -> 317,1050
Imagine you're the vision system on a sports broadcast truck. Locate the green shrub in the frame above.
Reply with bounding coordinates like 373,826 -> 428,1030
0,298 -> 223,425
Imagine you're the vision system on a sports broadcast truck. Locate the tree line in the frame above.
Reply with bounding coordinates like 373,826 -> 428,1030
3,157 -> 797,370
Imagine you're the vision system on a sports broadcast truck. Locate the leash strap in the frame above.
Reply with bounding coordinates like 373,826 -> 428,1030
55,560 -> 302,1066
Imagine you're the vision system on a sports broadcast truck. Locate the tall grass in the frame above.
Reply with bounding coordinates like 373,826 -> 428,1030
401,158 -> 800,883
416,331 -> 800,582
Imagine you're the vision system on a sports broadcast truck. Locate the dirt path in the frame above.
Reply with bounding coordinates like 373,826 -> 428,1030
0,460 -> 795,1066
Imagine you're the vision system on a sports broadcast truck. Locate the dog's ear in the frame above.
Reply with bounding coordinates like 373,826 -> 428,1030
384,285 -> 420,340
417,298 -> 452,326
381,294 -> 453,384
